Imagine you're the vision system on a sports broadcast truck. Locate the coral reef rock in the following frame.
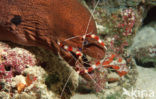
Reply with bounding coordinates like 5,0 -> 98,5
0,41 -> 79,99
129,21 -> 156,67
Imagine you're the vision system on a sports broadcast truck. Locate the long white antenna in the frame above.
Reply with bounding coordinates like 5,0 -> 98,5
60,0 -> 101,97
82,0 -> 100,50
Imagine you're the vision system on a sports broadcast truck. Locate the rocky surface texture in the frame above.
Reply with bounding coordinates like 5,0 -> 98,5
0,42 -> 79,99
129,21 -> 156,68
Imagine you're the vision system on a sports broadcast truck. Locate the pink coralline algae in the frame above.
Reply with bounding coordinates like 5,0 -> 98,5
118,8 -> 136,36
0,45 -> 36,82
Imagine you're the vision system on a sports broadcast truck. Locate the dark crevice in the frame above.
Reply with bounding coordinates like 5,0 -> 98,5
4,65 -> 12,71
135,57 -> 155,68
143,6 -> 156,26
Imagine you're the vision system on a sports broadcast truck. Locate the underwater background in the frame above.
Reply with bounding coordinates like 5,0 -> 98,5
0,0 -> 156,99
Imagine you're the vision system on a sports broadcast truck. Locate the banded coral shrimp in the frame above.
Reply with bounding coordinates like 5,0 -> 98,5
55,1 -> 139,98
57,1 -> 130,96
58,32 -> 129,94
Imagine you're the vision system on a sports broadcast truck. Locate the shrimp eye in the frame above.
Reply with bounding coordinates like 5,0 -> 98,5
83,40 -> 89,46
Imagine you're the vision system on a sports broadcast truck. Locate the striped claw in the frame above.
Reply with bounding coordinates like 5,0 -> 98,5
85,34 -> 107,50
58,33 -> 128,80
